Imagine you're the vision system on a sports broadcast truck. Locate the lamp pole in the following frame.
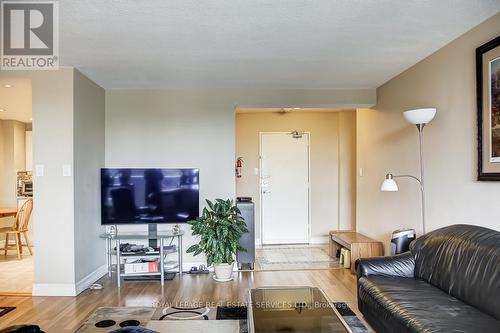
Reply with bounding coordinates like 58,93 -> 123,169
416,124 -> 426,234
390,173 -> 424,234
394,124 -> 427,235
382,108 -> 435,236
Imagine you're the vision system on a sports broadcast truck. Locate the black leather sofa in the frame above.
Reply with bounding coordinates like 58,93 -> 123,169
356,224 -> 500,333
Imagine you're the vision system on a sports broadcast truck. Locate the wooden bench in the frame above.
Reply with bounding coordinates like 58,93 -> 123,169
329,230 -> 384,273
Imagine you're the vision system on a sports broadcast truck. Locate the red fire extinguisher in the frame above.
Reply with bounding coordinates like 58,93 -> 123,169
236,157 -> 243,178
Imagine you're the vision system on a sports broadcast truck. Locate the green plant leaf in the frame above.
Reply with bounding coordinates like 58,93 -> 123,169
186,198 -> 248,266
186,244 -> 199,253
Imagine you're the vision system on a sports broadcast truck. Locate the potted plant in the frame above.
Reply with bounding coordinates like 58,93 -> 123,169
187,199 -> 248,281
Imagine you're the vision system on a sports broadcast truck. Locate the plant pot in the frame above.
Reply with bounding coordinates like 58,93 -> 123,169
213,263 -> 234,280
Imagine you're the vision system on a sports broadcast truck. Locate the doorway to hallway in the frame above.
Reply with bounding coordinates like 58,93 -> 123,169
235,108 -> 357,272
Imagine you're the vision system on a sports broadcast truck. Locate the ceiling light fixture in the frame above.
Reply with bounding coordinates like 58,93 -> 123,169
3,84 -> 13,88
0,108 -> 5,112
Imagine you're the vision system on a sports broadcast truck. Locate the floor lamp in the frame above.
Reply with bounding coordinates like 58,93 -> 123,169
380,108 -> 436,235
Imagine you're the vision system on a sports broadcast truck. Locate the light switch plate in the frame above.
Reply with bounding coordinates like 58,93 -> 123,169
63,164 -> 72,177
35,164 -> 44,177
254,167 -> 259,175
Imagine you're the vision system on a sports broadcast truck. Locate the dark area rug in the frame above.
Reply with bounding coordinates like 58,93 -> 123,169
218,303 -> 368,332
216,306 -> 248,320
0,307 -> 16,318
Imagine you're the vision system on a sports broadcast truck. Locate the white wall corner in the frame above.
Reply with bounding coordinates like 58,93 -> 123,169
32,283 -> 77,297
32,264 -> 107,296
75,264 -> 108,295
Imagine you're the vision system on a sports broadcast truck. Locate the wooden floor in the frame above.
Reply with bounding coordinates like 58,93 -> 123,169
0,215 -> 34,295
0,255 -> 33,294
0,269 -> 359,332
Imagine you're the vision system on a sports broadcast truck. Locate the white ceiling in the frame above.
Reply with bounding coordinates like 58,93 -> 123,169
60,0 -> 500,89
0,78 -> 32,123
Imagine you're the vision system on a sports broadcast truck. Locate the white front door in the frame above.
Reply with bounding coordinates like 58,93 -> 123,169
260,132 -> 309,244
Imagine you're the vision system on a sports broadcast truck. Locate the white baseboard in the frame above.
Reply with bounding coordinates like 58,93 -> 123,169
310,236 -> 329,244
33,264 -> 107,297
256,237 -> 328,245
32,283 -> 77,296
75,264 -> 108,295
255,236 -> 327,246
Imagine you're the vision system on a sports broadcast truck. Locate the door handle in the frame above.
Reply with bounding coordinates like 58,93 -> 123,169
262,190 -> 271,194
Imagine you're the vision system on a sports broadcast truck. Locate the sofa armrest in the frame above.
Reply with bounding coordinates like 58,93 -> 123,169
356,252 -> 415,279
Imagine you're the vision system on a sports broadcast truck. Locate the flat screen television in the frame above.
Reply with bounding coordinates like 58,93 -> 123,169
101,168 -> 199,225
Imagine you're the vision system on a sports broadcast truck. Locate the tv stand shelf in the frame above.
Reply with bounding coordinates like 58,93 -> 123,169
117,270 -> 162,277
100,231 -> 184,287
111,249 -> 176,258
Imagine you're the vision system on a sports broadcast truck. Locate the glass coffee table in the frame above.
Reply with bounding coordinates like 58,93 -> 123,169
248,287 -> 351,333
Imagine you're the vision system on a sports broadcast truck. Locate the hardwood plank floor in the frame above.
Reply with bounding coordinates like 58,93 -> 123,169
0,255 -> 33,294
0,269 -> 359,332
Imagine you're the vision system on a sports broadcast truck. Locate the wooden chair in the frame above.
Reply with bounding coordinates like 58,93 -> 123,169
0,199 -> 33,259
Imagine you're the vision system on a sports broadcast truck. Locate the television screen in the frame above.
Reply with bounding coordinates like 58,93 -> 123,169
101,168 -> 199,225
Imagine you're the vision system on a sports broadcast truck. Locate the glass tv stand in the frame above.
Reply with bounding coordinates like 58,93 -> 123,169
100,231 -> 184,287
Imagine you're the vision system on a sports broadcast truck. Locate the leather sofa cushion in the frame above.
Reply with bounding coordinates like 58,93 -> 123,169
359,276 -> 500,333
410,224 -> 500,320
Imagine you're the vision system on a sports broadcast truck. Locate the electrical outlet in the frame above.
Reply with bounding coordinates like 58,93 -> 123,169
63,164 -> 72,177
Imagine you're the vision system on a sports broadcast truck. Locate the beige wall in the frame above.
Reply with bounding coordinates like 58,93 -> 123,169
356,13 -> 500,254
338,111 -> 357,230
28,69 -> 76,292
73,69 -> 106,285
0,120 -> 26,207
106,89 -> 373,266
1,121 -> 15,206
0,121 -> 3,208
13,121 -> 26,175
105,90 -> 238,266
0,69 -> 106,296
0,120 -> 27,241
235,111 -> 356,243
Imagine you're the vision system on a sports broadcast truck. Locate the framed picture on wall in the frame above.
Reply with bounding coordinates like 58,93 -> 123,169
477,36 -> 500,181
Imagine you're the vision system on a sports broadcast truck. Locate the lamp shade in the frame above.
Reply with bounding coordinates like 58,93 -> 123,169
403,108 -> 436,125
381,174 -> 399,191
